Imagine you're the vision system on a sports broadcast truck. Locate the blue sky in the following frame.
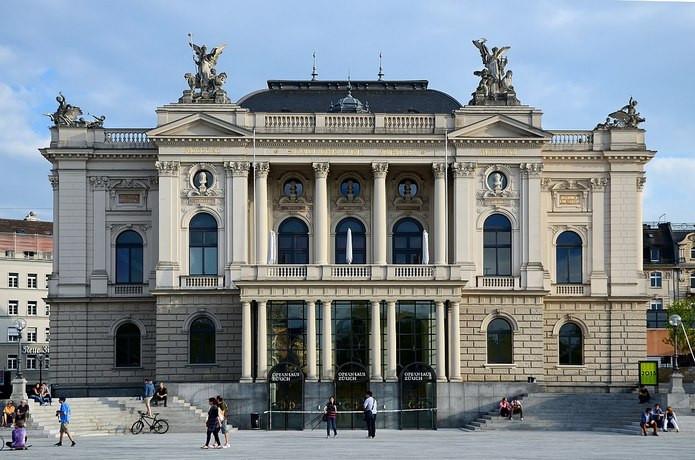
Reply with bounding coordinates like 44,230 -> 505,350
0,0 -> 693,222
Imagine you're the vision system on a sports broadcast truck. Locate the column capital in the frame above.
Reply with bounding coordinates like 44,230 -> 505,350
590,177 -> 608,191
225,161 -> 251,177
254,162 -> 270,178
371,162 -> 389,178
520,162 -> 544,177
155,160 -> 179,176
432,162 -> 448,179
451,161 -> 476,177
88,176 -> 110,191
312,162 -> 330,178
48,173 -> 59,190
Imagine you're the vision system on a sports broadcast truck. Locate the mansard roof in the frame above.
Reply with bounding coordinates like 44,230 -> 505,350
238,80 -> 462,114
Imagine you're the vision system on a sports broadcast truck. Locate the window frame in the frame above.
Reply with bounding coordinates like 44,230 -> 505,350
650,247 -> 660,263
189,213 -> 219,276
114,322 -> 142,368
8,272 -> 18,288
7,355 -> 17,370
392,218 -> 424,265
189,316 -> 216,364
277,218 -> 310,265
8,327 -> 19,342
486,318 -> 514,364
335,218 -> 367,264
649,271 -> 662,288
115,230 -> 144,284
27,301 -> 37,316
8,300 -> 18,315
555,231 -> 583,284
26,327 -> 37,343
27,273 -> 38,289
558,323 -> 584,366
483,214 -> 512,277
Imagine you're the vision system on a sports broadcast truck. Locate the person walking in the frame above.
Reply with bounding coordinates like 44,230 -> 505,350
202,397 -> 222,449
143,378 -> 155,416
363,390 -> 377,439
324,395 -> 338,438
216,395 -> 230,448
54,397 -> 76,447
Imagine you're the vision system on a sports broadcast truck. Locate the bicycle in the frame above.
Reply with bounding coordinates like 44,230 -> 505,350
130,411 -> 169,434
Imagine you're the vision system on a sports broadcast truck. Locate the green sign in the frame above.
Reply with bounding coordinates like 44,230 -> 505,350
639,360 -> 658,386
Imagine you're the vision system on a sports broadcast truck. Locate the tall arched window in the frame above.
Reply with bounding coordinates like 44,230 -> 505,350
483,214 -> 512,276
487,318 -> 513,364
189,316 -> 216,364
115,322 -> 141,368
335,218 -> 366,264
278,218 -> 309,264
189,213 -> 218,275
559,323 -> 583,365
392,218 -> 423,264
116,230 -> 143,284
556,231 -> 582,284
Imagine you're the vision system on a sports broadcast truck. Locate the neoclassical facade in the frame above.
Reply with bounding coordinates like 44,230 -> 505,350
42,43 -> 653,428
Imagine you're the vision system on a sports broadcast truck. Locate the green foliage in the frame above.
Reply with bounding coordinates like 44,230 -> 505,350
662,298 -> 695,356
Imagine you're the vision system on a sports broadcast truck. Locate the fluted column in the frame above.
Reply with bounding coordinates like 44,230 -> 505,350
321,300 -> 333,380
370,300 -> 383,381
452,162 -> 477,278
520,163 -> 544,289
155,161 -> 180,288
385,300 -> 397,382
241,300 -> 253,382
306,300 -> 318,381
256,300 -> 268,381
372,163 -> 388,264
433,163 -> 447,265
254,162 -> 270,264
227,161 -> 250,264
224,165 -> 234,267
313,162 -> 329,265
435,301 -> 447,382
449,301 -> 462,382
89,176 -> 109,295
590,178 -> 608,295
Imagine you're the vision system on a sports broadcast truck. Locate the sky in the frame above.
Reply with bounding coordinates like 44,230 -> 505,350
0,0 -> 693,222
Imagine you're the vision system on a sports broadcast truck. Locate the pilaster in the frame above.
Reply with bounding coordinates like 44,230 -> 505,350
254,162 -> 270,264
432,162 -> 447,265
312,162 -> 330,265
372,162 -> 388,265
155,161 -> 180,288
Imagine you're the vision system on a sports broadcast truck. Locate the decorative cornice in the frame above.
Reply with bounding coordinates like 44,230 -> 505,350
48,173 -> 59,190
155,161 -> 179,176
371,162 -> 389,178
254,162 -> 270,179
432,162 -> 447,179
89,176 -> 110,190
520,162 -> 544,177
590,177 -> 608,191
312,162 -> 330,179
224,161 -> 250,177
451,161 -> 476,177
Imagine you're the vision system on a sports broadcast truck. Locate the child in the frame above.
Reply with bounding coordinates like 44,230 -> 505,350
6,419 -> 28,450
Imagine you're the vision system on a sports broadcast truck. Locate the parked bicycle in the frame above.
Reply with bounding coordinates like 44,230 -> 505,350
131,411 -> 169,434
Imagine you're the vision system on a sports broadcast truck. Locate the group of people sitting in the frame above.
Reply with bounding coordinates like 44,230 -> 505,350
498,397 -> 523,421
30,382 -> 52,406
2,400 -> 30,450
640,403 -> 680,436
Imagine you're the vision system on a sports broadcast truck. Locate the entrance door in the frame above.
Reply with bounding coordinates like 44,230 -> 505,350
400,362 -> 436,429
268,362 -> 304,430
335,362 -> 369,429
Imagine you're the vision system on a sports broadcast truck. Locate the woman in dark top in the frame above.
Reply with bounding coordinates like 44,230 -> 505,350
202,397 -> 222,449
324,395 -> 338,438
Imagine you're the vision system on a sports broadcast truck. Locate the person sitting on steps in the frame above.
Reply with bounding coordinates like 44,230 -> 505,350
498,397 -> 511,419
6,418 -> 29,450
153,382 -> 168,407
640,407 -> 658,436
665,406 -> 680,432
511,399 -> 523,421
652,403 -> 665,431
638,385 -> 651,404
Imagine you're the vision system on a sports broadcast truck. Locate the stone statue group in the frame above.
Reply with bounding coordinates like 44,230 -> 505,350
180,34 -> 230,104
46,93 -> 105,128
470,38 -> 519,106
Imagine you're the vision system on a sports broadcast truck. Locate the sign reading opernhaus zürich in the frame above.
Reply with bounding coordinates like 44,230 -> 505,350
42,35 -> 653,430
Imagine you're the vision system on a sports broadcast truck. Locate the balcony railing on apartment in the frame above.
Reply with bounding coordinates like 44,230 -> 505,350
109,284 -> 148,296
179,275 -> 224,289
553,284 -> 586,296
476,276 -> 518,289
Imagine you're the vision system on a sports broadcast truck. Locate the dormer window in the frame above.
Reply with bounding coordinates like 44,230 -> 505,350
650,248 -> 660,263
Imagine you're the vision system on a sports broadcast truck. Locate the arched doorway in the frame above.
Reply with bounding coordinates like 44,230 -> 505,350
268,362 -> 304,430
334,361 -> 369,429
399,362 -> 437,429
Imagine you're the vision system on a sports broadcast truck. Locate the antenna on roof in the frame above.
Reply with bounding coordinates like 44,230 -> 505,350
311,51 -> 318,81
377,52 -> 384,81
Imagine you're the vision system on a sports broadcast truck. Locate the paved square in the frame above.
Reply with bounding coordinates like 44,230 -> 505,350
3,424 -> 694,459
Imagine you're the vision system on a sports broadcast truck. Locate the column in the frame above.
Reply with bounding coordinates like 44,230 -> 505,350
306,300 -> 318,381
435,301 -> 447,382
433,163 -> 447,265
48,174 -> 59,286
385,300 -> 397,381
155,161 -> 180,288
312,162 -> 330,265
224,165 -> 234,267
521,163 -> 544,289
452,162 -> 477,277
257,300 -> 268,381
255,162 -> 270,264
449,301 -> 462,382
89,176 -> 109,295
321,300 -> 333,380
229,161 -> 250,264
241,300 -> 253,382
372,163 -> 388,264
590,178 -> 608,295
370,300 -> 383,381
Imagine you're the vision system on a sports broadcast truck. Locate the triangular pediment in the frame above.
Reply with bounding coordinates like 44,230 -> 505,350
147,113 -> 252,138
448,114 -> 551,140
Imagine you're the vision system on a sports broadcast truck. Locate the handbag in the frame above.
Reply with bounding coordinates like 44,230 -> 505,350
322,414 -> 328,422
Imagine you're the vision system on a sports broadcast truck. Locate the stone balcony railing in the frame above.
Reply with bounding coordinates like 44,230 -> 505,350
242,264 -> 455,282
108,283 -> 149,296
553,284 -> 588,296
103,128 -> 154,149
475,276 -> 519,289
179,275 -> 224,289
547,130 -> 594,150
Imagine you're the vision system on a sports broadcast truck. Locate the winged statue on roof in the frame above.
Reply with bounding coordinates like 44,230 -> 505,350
180,34 -> 230,103
595,97 -> 645,129
470,38 -> 519,106
45,93 -> 105,128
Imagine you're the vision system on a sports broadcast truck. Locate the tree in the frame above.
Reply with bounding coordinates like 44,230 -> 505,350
662,298 -> 695,364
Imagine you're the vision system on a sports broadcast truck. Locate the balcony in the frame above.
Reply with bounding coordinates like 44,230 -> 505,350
553,284 -> 587,296
179,275 -> 224,289
475,276 -> 518,289
547,130 -> 594,150
242,264 -> 454,282
109,284 -> 149,296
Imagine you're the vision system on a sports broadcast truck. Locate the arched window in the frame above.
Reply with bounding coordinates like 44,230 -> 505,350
487,318 -> 513,364
392,218 -> 423,264
116,230 -> 143,284
189,316 -> 216,364
189,213 -> 218,275
278,218 -> 309,264
559,323 -> 583,365
483,214 -> 512,276
335,218 -> 366,264
556,231 -> 582,284
115,322 -> 141,368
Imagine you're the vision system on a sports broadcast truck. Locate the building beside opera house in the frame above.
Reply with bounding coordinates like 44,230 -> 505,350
41,40 -> 653,428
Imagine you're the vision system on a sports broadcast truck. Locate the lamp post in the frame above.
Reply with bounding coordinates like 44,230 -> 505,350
669,314 -> 682,372
36,351 -> 48,384
14,318 -> 27,379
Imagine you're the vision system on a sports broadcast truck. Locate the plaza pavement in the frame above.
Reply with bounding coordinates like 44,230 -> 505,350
3,424 -> 694,459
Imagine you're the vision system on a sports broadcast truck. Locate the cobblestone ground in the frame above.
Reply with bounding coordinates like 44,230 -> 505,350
2,425 -> 694,459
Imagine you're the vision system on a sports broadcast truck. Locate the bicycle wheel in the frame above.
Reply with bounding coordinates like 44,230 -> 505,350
130,420 -> 145,434
153,419 -> 169,434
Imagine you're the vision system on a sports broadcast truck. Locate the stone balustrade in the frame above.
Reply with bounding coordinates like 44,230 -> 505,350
103,128 -> 153,148
109,283 -> 147,296
554,284 -> 587,296
179,275 -> 224,289
476,276 -> 518,289
241,264 -> 455,282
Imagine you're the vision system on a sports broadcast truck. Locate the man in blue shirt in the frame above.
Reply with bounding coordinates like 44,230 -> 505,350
144,379 -> 156,416
640,407 -> 658,436
54,397 -> 76,447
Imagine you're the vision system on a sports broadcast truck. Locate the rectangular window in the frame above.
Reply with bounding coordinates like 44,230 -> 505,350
26,327 -> 37,343
24,251 -> 36,259
396,300 -> 436,368
650,299 -> 663,310
46,327 -> 50,342
649,272 -> 662,288
8,327 -> 19,342
691,274 -> 695,289
45,357 -> 50,369
8,272 -> 18,288
267,301 -> 307,370
8,300 -> 18,315
691,247 -> 695,260
45,303 -> 50,316
26,355 -> 37,370
650,248 -> 660,263
27,273 -> 37,288
647,308 -> 667,329
27,301 -> 37,316
7,355 -> 17,370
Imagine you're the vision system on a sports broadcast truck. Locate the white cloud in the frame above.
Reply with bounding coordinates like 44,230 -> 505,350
644,157 -> 695,222
0,83 -> 50,159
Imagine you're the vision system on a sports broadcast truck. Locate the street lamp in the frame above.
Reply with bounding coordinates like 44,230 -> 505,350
669,314 -> 682,372
37,351 -> 48,384
13,318 -> 27,379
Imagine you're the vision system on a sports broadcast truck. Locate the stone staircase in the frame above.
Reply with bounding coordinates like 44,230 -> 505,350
26,395 -> 208,438
461,393 -> 666,435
